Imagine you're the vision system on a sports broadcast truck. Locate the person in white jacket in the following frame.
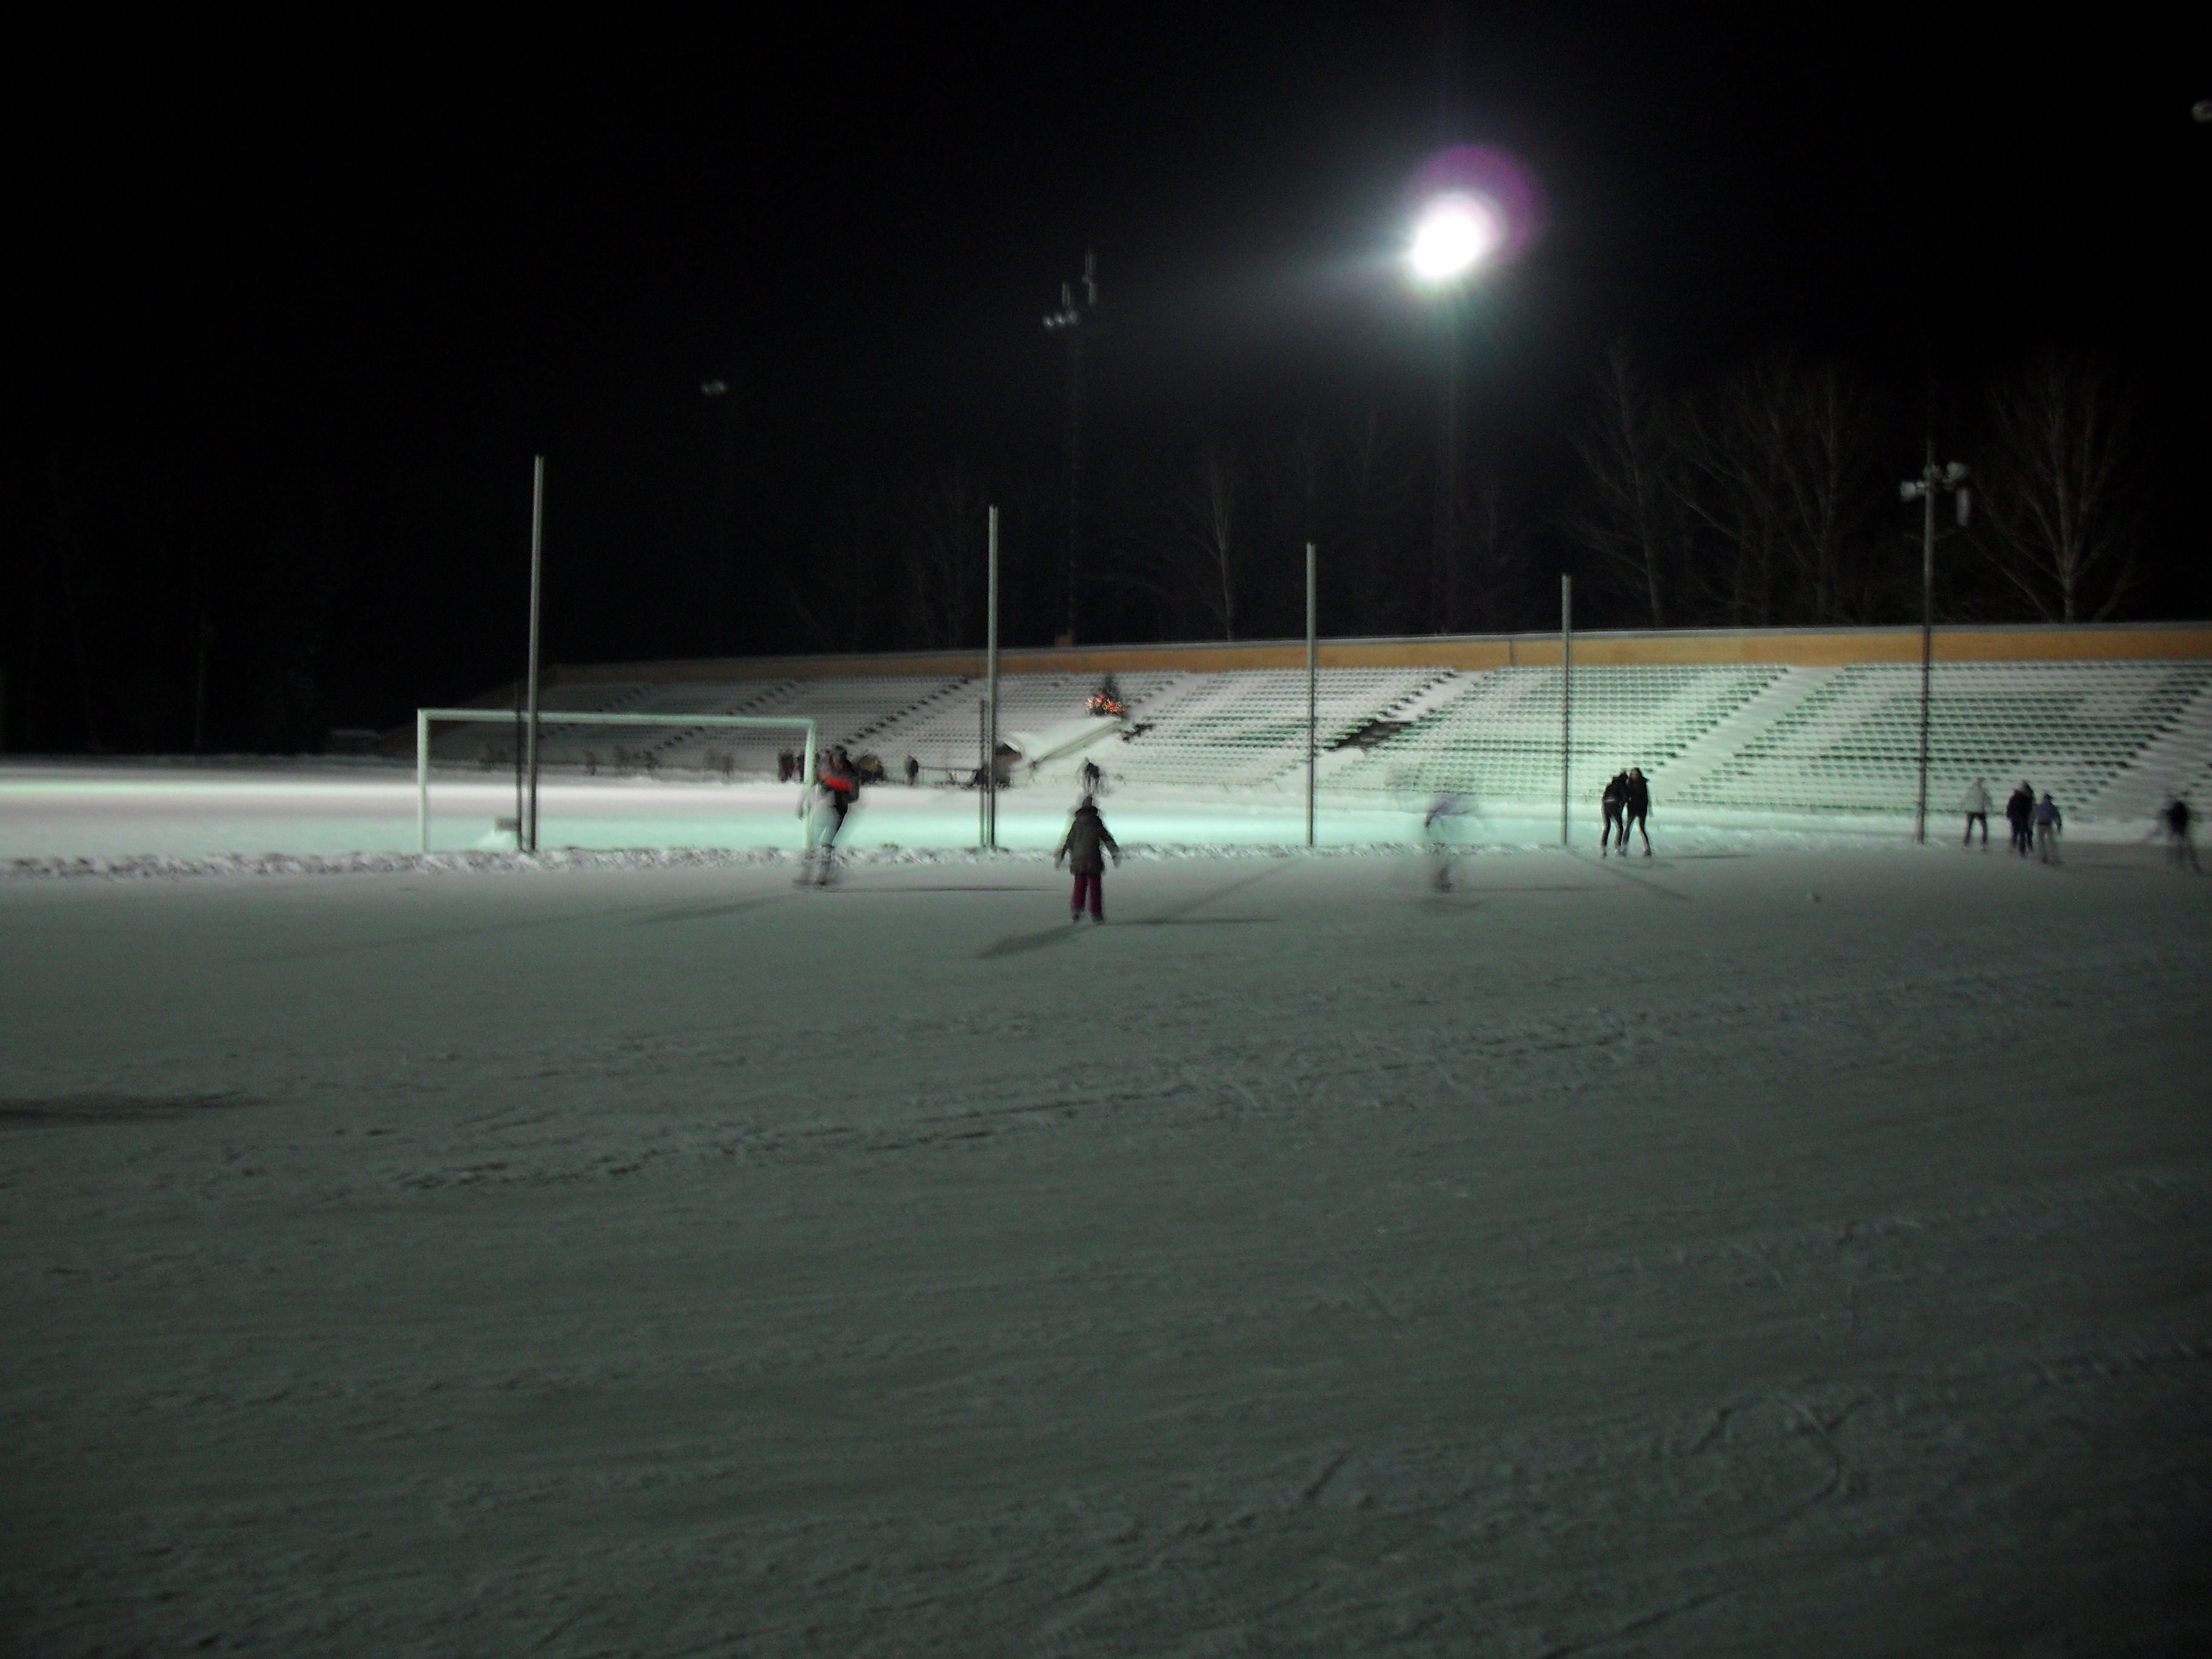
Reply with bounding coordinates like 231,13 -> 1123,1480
1960,776 -> 1992,847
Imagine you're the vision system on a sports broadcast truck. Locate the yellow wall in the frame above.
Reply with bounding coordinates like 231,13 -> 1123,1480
546,623 -> 2212,687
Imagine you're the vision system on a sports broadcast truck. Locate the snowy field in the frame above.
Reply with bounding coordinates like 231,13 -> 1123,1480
4,763 -> 2210,1655
0,758 -> 2168,870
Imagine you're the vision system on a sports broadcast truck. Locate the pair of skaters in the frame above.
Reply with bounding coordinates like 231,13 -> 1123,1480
1983,780 -> 2065,862
1600,768 -> 1652,857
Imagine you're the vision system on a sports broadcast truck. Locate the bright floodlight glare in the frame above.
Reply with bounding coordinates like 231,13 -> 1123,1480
1409,193 -> 1500,284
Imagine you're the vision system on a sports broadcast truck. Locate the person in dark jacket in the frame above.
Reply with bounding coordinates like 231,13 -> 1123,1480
2005,782 -> 2036,856
1054,794 -> 1121,923
1600,771 -> 1628,856
1621,767 -> 1653,855
2033,791 -> 2063,864
2162,796 -> 2202,871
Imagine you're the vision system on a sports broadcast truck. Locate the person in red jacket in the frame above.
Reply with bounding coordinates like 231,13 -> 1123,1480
797,746 -> 859,886
1054,794 -> 1121,923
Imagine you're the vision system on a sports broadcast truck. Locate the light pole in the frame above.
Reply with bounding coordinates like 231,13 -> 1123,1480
1044,252 -> 1097,646
1899,449 -> 1970,844
701,375 -> 736,653
1407,193 -> 1500,633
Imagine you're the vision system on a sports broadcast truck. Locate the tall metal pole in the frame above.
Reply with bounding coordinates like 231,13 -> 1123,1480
1064,316 -> 1084,645
986,504 -> 1000,850
1433,299 -> 1463,632
1045,252 -> 1096,645
525,455 -> 545,853
416,708 -> 430,854
977,698 -> 987,850
1560,574 -> 1573,846
1915,442 -> 1935,845
1305,541 -> 1318,848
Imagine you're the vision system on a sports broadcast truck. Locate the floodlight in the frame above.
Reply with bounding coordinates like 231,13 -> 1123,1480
1409,193 -> 1500,284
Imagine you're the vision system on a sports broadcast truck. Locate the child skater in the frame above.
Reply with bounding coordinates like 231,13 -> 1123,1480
1054,794 -> 1121,923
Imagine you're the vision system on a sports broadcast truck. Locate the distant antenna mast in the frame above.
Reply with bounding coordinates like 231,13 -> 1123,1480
1044,250 -> 1098,646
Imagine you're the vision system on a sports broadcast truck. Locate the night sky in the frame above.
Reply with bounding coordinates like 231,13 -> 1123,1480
8,8 -> 2204,745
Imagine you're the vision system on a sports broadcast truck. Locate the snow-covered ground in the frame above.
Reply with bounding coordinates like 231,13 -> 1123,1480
0,759 -> 2170,869
2,766 -> 2209,1655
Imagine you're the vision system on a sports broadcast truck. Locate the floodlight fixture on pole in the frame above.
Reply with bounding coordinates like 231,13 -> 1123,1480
1407,192 -> 1501,286
1899,451 -> 1971,845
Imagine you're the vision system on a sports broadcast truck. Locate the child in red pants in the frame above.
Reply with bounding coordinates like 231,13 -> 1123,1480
1054,794 -> 1121,922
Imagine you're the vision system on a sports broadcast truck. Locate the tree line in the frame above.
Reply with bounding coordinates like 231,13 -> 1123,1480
0,342 -> 2179,754
783,344 -> 2167,658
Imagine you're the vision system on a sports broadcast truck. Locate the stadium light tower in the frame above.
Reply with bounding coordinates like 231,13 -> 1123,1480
1900,449 -> 1971,845
1407,192 -> 1497,633
1044,252 -> 1098,646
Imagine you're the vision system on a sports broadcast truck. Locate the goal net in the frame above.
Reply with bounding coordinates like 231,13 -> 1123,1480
414,708 -> 818,853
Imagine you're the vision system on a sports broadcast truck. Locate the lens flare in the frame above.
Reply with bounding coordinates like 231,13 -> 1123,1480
1409,193 -> 1501,283
1403,145 -> 1543,285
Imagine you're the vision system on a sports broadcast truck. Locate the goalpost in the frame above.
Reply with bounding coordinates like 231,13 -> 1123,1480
414,708 -> 818,854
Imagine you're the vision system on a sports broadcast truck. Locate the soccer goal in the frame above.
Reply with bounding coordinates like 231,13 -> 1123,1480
414,708 -> 818,853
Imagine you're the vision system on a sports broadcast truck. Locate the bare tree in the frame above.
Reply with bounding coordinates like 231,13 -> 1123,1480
1564,342 -> 1680,626
1166,440 -> 1242,640
786,477 -> 891,653
901,464 -> 987,649
1674,354 -> 1883,627
1460,464 -> 1524,634
1976,352 -> 2143,622
1340,411 -> 1421,635
1747,357 -> 1879,625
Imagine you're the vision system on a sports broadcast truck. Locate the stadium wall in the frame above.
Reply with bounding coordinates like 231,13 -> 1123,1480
543,622 -> 2212,688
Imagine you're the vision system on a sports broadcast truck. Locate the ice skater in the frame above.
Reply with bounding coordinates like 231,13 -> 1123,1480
2162,796 -> 2202,871
2033,791 -> 2063,864
1621,766 -> 1653,856
1054,793 -> 1121,923
1961,776 -> 1991,846
797,745 -> 859,886
2005,782 -> 2036,856
1600,771 -> 1628,856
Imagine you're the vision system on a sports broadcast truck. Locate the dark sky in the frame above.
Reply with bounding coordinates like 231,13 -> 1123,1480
10,6 -> 2205,726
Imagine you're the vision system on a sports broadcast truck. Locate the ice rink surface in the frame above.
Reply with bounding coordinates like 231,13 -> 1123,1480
4,806 -> 2210,1653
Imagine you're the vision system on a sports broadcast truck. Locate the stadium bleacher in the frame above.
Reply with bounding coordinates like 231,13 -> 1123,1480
1669,660 -> 2212,817
433,652 -> 2212,822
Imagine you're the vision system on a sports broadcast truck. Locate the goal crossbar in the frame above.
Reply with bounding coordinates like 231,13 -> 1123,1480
414,708 -> 818,853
